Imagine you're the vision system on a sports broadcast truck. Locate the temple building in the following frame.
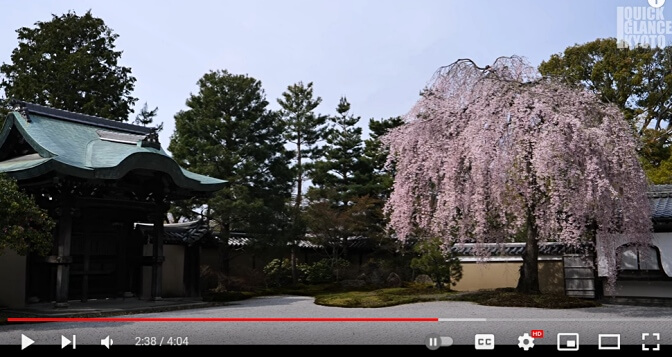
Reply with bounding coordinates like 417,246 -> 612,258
0,100 -> 225,308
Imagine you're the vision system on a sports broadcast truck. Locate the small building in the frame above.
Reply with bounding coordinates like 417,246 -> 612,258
0,101 -> 225,308
596,185 -> 672,304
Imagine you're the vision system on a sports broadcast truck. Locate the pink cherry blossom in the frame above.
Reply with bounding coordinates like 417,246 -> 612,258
383,56 -> 652,291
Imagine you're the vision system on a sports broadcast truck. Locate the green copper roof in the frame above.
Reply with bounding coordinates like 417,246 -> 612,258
0,101 -> 225,195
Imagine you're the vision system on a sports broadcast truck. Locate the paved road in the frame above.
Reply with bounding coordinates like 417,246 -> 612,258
1,295 -> 671,349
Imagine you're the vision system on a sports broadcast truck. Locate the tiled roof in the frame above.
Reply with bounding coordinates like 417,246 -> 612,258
450,242 -> 589,256
648,185 -> 672,196
650,185 -> 672,221
227,234 -> 371,250
135,220 -> 211,246
651,196 -> 672,221
0,100 -> 225,196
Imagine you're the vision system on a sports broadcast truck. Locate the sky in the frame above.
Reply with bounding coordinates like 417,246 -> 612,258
0,0 -> 669,154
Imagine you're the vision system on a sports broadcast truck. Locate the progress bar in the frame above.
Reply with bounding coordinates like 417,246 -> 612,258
8,317 -> 440,323
8,317 -> 669,323
438,318 -> 487,321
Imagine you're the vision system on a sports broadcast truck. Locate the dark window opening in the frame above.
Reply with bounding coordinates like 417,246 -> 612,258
616,244 -> 668,280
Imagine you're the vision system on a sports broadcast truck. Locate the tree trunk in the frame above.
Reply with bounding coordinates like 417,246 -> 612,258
290,245 -> 298,285
517,139 -> 541,294
341,236 -> 348,259
220,222 -> 230,276
516,210 -> 540,294
295,142 -> 303,208
291,141 -> 302,285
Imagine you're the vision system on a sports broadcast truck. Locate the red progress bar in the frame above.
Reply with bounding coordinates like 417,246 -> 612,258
8,317 -> 438,323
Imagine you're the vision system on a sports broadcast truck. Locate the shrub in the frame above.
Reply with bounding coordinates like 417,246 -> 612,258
263,258 -> 294,287
303,258 -> 350,284
302,259 -> 333,284
410,237 -> 463,289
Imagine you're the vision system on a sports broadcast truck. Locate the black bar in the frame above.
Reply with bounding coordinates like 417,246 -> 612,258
1,344 -> 667,355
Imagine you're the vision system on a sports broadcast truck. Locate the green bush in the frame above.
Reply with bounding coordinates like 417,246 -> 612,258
263,258 -> 294,287
263,257 -> 353,286
302,259 -> 332,284
410,237 -> 463,289
303,258 -> 350,284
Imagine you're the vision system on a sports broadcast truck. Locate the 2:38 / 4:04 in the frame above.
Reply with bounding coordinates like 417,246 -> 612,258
135,336 -> 189,346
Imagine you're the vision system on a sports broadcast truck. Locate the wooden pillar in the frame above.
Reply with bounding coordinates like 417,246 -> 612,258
81,238 -> 90,303
150,209 -> 165,301
113,222 -> 128,298
54,204 -> 73,308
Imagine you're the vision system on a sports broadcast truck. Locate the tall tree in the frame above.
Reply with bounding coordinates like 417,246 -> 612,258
277,81 -> 327,283
0,173 -> 55,256
383,57 -> 652,293
0,10 -> 137,121
361,116 -> 405,200
538,38 -> 672,182
356,116 -> 405,256
277,81 -> 328,208
538,38 -> 656,124
169,70 -> 293,274
307,97 -> 373,259
309,97 -> 365,205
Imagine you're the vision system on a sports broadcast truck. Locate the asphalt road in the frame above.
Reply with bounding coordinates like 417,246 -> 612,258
1,295 -> 671,350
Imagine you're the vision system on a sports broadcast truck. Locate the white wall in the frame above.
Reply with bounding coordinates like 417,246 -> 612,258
654,233 -> 672,276
597,233 -> 672,277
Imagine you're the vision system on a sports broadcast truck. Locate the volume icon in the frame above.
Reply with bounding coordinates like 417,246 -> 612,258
101,336 -> 113,349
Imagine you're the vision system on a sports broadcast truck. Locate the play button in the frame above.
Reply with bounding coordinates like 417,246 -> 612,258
21,334 -> 34,350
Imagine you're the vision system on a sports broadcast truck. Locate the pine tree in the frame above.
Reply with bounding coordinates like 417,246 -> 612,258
360,116 -> 404,200
169,70 -> 293,274
277,81 -> 328,208
277,81 -> 327,283
309,97 -> 365,206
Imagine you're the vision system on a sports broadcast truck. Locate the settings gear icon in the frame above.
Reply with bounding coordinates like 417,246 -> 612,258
518,332 -> 535,351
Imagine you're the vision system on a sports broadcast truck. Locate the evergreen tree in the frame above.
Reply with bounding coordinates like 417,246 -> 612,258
277,82 -> 328,208
169,70 -> 293,274
361,116 -> 405,200
307,98 -> 391,259
0,10 -> 137,121
309,97 -> 365,205
277,81 -> 327,283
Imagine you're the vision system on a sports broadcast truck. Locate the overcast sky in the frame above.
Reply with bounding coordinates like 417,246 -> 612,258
0,0 -> 668,153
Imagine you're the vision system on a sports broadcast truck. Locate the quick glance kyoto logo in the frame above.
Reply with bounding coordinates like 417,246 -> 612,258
617,0 -> 672,49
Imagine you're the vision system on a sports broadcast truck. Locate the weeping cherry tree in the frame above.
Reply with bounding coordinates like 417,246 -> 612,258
383,56 -> 653,293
